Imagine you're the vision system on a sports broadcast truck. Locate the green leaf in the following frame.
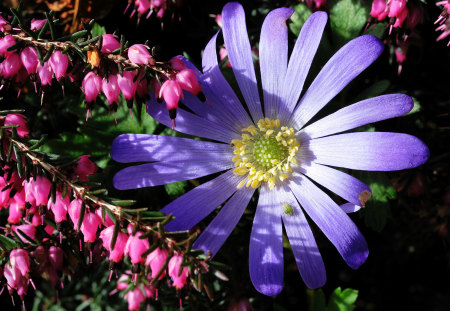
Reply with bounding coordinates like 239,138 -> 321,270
289,3 -> 312,36
91,23 -> 106,37
407,97 -> 422,115
329,0 -> 369,46
328,287 -> 358,311
0,234 -> 19,250
164,181 -> 187,199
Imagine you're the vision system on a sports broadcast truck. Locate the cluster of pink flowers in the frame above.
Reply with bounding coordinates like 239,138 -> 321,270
124,0 -> 175,24
435,1 -> 450,45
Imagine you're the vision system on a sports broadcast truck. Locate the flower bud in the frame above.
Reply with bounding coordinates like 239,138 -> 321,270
100,225 -> 129,262
100,34 -> 121,53
4,113 -> 29,137
13,224 -> 36,243
30,18 -> 46,31
73,155 -> 98,182
168,253 -> 189,289
0,15 -> 11,32
49,50 -> 69,81
2,52 -> 22,79
48,246 -> 64,270
10,249 -> 31,277
128,44 -> 155,66
124,231 -> 149,264
169,56 -> 187,71
176,69 -> 202,95
37,61 -> 53,86
48,191 -> 70,223
68,198 -> 82,230
82,71 -> 102,103
125,288 -> 146,311
0,35 -> 16,57
117,71 -> 138,101
102,75 -> 121,105
145,247 -> 168,280
81,212 -> 102,243
159,80 -> 182,111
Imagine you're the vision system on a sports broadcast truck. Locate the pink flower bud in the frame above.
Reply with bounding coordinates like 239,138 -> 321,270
0,176 -> 11,207
48,191 -> 70,223
168,253 -> 189,289
393,6 -> 409,28
95,208 -> 115,227
30,18 -> 46,31
137,0 -> 151,15
100,34 -> 121,53
37,61 -> 53,86
12,224 -> 36,243
117,71 -> 138,101
4,113 -> 29,137
68,199 -> 82,229
73,155 -> 97,182
32,214 -> 43,226
10,249 -> 31,277
117,274 -> 129,290
49,50 -> 69,80
100,226 -> 129,262
2,52 -> 21,79
48,246 -> 64,270
395,47 -> 407,63
4,262 -> 28,293
8,201 -> 23,224
124,231 -> 149,264
145,247 -> 168,280
176,69 -> 202,95
25,175 -> 51,206
82,72 -> 102,103
81,212 -> 102,243
388,0 -> 407,18
125,287 -> 146,311
128,44 -> 154,66
0,15 -> 11,32
102,75 -> 121,105
160,80 -> 182,110
169,56 -> 187,71
370,0 -> 388,21
0,35 -> 16,57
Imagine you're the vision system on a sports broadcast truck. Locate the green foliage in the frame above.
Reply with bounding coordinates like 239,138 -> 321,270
289,3 -> 312,36
308,287 -> 359,311
165,180 -> 187,199
329,0 -> 369,46
90,23 -> 107,37
0,234 -> 19,251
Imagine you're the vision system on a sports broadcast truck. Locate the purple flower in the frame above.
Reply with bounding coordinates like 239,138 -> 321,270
111,2 -> 429,296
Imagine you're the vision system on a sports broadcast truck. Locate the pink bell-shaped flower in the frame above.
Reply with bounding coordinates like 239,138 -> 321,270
10,249 -> 31,277
128,44 -> 154,66
169,56 -> 187,71
68,198 -> 82,229
0,35 -> 16,57
102,74 -> 121,105
81,211 -> 102,243
49,50 -> 69,81
0,176 -> 11,207
145,247 -> 169,280
168,253 -> 189,289
100,34 -> 121,53
82,71 -> 102,103
4,113 -> 29,137
0,15 -> 11,32
96,208 -> 115,227
48,246 -> 64,270
124,230 -> 149,264
30,18 -> 46,31
160,79 -> 183,111
176,68 -> 202,95
25,175 -> 51,206
2,52 -> 22,79
370,0 -> 388,21
388,0 -> 407,18
12,224 -> 37,243
117,71 -> 138,101
137,0 -> 151,15
125,287 -> 146,311
37,61 -> 53,86
100,225 -> 129,262
48,191 -> 70,223
7,189 -> 25,224
73,155 -> 98,182
3,262 -> 28,295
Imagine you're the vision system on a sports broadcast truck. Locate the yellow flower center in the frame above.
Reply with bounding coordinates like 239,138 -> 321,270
231,118 -> 300,190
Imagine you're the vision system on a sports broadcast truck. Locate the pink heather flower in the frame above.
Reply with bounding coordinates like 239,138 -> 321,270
125,287 -> 146,311
117,71 -> 138,101
49,50 -> 69,81
169,56 -> 187,71
32,214 -> 43,226
8,191 -> 25,224
100,226 -> 129,262
80,212 -> 102,242
388,0 -> 407,18
137,0 -> 151,15
100,34 -> 121,53
392,5 -> 409,28
3,263 -> 28,296
0,176 -> 12,207
0,15 -> 11,32
82,71 -> 102,103
0,34 -> 16,57
176,69 -> 202,95
128,44 -> 154,66
4,113 -> 29,137
102,75 -> 121,105
73,155 -> 98,182
117,274 -> 129,290
68,198 -> 82,229
48,191 -> 70,223
124,231 -> 149,264
159,80 -> 183,110
168,253 -> 189,289
96,208 -> 115,227
10,249 -> 31,277
25,175 -> 51,206
13,224 -> 36,243
37,61 -> 53,86
145,247 -> 168,280
215,14 -> 223,27
48,246 -> 64,270
2,52 -> 22,79
370,0 -> 388,21
30,18 -> 46,31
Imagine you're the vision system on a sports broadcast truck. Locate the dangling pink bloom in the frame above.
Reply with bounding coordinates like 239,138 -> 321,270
80,211 -> 102,242
168,253 -> 189,289
388,0 -> 407,18
0,176 -> 12,207
3,262 -> 28,295
68,198 -> 82,229
137,0 -> 151,16
48,191 -> 70,223
37,61 -> 53,86
159,80 -> 183,110
370,0 -> 388,21
8,189 -> 25,224
117,71 -> 137,101
395,45 -> 408,75
124,230 -> 149,264
25,175 -> 51,206
145,247 -> 168,280
32,214 -> 43,226
10,249 -> 31,277
176,69 -> 202,95
2,52 -> 22,79
30,18 -> 46,31
169,56 -> 187,71
125,287 -> 146,311
82,71 -> 102,103
100,34 -> 121,53
128,44 -> 154,66
96,208 -> 115,227
0,15 -> 11,32
49,50 -> 69,81
392,5 -> 409,29
117,274 -> 130,290
4,113 -> 29,137
0,35 -> 16,57
48,246 -> 64,270
73,155 -> 98,182
12,224 -> 37,243
102,75 -> 121,105
100,226 -> 129,262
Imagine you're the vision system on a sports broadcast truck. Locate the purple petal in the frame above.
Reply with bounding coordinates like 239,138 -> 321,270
113,160 -> 232,190
278,12 -> 328,123
111,134 -> 232,163
260,8 -> 294,119
301,94 -> 414,139
301,132 -> 429,171
298,162 -> 371,207
249,184 -> 283,296
222,2 -> 264,121
162,170 -> 243,231
340,203 -> 361,213
289,173 -> 369,269
279,186 -> 326,289
201,31 -> 253,129
193,186 -> 255,257
290,35 -> 384,129
147,97 -> 239,143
